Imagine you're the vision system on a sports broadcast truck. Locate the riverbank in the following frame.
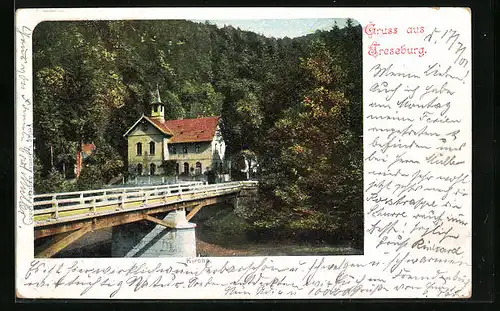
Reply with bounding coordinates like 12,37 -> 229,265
55,236 -> 362,258
196,238 -> 362,257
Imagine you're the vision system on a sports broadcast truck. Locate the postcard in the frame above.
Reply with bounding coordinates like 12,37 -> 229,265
15,7 -> 471,299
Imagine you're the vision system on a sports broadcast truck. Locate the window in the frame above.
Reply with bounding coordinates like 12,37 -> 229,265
183,162 -> 189,174
195,144 -> 200,153
153,105 -> 158,112
219,162 -> 223,173
149,141 -> 155,155
175,163 -> 179,175
171,146 -> 176,154
183,146 -> 188,154
150,163 -> 156,175
136,142 -> 142,156
195,162 -> 202,175
137,163 -> 143,175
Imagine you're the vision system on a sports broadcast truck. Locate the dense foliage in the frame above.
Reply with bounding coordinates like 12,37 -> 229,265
33,19 -> 362,246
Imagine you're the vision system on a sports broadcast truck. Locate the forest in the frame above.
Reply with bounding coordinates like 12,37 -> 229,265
33,19 -> 363,247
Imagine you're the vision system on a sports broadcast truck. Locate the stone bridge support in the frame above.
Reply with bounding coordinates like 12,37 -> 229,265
111,209 -> 197,257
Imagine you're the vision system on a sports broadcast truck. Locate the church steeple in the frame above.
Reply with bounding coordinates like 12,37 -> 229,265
149,85 -> 164,122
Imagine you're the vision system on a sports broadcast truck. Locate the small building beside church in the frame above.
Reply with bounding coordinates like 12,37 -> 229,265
123,89 -> 226,177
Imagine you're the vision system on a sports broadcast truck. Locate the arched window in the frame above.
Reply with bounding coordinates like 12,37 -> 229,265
150,163 -> 156,175
137,163 -> 143,175
175,163 -> 180,175
183,162 -> 189,174
136,142 -> 142,156
149,141 -> 155,155
195,162 -> 202,175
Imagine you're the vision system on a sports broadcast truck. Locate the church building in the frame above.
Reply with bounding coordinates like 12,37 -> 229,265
123,89 -> 226,176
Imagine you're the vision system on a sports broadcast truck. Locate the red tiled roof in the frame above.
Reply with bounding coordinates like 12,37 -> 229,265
164,116 -> 220,143
146,117 -> 174,136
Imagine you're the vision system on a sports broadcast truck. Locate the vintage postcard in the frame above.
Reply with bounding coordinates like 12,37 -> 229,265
16,7 -> 471,299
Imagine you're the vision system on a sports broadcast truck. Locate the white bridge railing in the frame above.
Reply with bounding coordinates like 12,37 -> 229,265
34,181 -> 258,223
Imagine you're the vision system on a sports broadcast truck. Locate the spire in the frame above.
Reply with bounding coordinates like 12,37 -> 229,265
150,84 -> 162,104
149,84 -> 165,122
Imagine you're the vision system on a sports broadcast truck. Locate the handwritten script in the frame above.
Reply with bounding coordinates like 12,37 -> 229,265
16,25 -> 34,226
364,19 -> 471,299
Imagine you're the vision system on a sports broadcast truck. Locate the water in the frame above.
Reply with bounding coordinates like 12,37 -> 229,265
53,226 -> 361,258
55,238 -> 361,258
195,223 -> 362,257
51,204 -> 361,258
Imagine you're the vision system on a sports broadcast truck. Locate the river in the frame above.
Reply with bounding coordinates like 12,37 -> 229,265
53,225 -> 361,258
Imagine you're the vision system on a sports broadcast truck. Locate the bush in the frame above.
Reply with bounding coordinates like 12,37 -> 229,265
203,209 -> 252,245
76,165 -> 105,191
35,168 -> 75,194
160,160 -> 177,176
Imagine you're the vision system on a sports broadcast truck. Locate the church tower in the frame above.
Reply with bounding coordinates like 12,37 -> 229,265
149,86 -> 165,122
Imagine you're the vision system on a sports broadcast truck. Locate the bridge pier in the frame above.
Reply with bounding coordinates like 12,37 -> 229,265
111,209 -> 197,258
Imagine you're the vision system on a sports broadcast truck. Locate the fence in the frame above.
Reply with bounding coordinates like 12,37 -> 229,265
124,174 -> 231,186
123,175 -> 194,186
33,181 -> 258,223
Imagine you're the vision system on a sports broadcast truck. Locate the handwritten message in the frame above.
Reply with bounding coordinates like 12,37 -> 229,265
363,17 -> 471,298
16,25 -> 34,226
16,8 -> 471,300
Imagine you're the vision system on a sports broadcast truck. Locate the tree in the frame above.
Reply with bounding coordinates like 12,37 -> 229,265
32,20 -> 363,249
76,165 -> 105,191
257,39 -> 363,245
179,81 -> 224,118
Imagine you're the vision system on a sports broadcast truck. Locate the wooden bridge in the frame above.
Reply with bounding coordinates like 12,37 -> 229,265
34,181 -> 258,257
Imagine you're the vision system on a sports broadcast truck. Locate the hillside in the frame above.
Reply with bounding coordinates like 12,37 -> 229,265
32,19 -> 363,246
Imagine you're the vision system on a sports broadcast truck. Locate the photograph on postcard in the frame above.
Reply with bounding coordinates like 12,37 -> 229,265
32,18 -> 364,258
